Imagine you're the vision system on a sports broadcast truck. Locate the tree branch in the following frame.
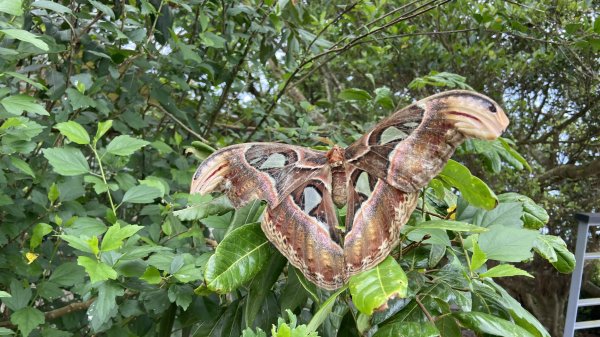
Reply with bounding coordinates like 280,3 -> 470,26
245,0 -> 452,140
148,102 -> 210,143
0,298 -> 96,328
538,159 -> 600,185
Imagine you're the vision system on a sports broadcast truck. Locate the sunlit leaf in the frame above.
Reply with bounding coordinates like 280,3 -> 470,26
349,257 -> 408,316
204,223 -> 272,293
438,160 -> 497,210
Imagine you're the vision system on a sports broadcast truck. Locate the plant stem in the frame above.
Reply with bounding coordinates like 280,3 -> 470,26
90,145 -> 117,217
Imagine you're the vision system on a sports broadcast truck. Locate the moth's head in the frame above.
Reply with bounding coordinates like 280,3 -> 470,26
429,90 -> 509,140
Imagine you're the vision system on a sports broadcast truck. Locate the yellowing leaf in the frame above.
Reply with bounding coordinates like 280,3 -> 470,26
25,252 -> 39,264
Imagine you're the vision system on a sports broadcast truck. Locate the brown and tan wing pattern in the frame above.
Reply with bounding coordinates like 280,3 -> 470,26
263,174 -> 346,290
345,90 -> 509,194
343,166 -> 418,277
345,103 -> 464,193
191,143 -> 329,208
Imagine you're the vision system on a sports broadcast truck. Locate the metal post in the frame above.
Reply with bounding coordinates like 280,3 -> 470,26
564,215 -> 591,337
564,213 -> 600,336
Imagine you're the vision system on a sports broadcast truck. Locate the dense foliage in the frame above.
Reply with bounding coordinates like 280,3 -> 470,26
0,0 -> 596,336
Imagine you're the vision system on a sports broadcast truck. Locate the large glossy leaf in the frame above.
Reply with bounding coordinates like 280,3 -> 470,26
374,321 -> 439,337
349,257 -> 408,315
454,311 -> 536,337
485,280 -> 550,337
204,223 -> 272,293
280,268 -> 309,312
437,160 -> 497,210
244,252 -> 287,328
306,285 -> 347,332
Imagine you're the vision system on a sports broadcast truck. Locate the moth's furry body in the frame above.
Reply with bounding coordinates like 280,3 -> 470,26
191,90 -> 509,290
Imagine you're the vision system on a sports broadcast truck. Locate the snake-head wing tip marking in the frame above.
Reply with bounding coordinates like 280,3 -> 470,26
432,90 -> 510,140
190,150 -> 232,195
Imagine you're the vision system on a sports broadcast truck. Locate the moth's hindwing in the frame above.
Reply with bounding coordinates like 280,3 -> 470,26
262,176 -> 346,290
344,167 -> 419,276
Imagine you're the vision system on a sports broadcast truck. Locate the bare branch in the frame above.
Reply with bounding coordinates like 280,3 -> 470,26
538,159 -> 600,185
148,102 -> 210,144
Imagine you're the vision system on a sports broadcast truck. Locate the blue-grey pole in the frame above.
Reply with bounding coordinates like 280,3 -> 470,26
564,214 -> 592,337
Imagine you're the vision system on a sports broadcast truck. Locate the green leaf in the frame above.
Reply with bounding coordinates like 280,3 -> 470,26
174,195 -> 234,221
245,253 -> 287,327
374,86 -> 394,109
10,307 -> 45,337
533,235 -> 574,273
0,29 -> 48,51
168,284 -> 194,310
204,223 -> 271,293
0,327 -> 14,335
498,193 -> 548,230
2,280 -> 31,311
66,88 -> 96,110
54,121 -> 90,145
87,282 -> 124,332
454,311 -> 535,337
30,223 -> 52,250
58,234 -> 95,253
200,32 -> 227,48
374,322 -> 439,337
498,138 -> 531,171
486,280 -> 551,337
472,202 -> 523,228
0,291 -> 10,298
43,147 -> 90,176
0,95 -> 48,116
479,226 -> 539,262
141,266 -> 162,284
480,264 -> 533,278
0,0 -> 23,15
32,1 -> 72,14
406,228 -> 451,246
338,88 -> 372,101
106,135 -> 150,156
414,220 -> 489,233
77,256 -> 118,283
349,257 -> 408,315
94,120 -> 113,142
2,71 -> 47,90
470,238 -> 487,271
48,183 -> 59,203
173,263 -> 203,283
48,262 -> 85,286
10,157 -> 35,177
88,0 -> 115,18
438,160 -> 497,210
121,185 -> 161,204
100,222 -> 143,251
306,286 -> 347,332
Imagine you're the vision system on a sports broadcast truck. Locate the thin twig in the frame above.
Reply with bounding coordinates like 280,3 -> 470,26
148,102 -> 210,143
415,296 -> 435,322
246,0 -> 452,140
